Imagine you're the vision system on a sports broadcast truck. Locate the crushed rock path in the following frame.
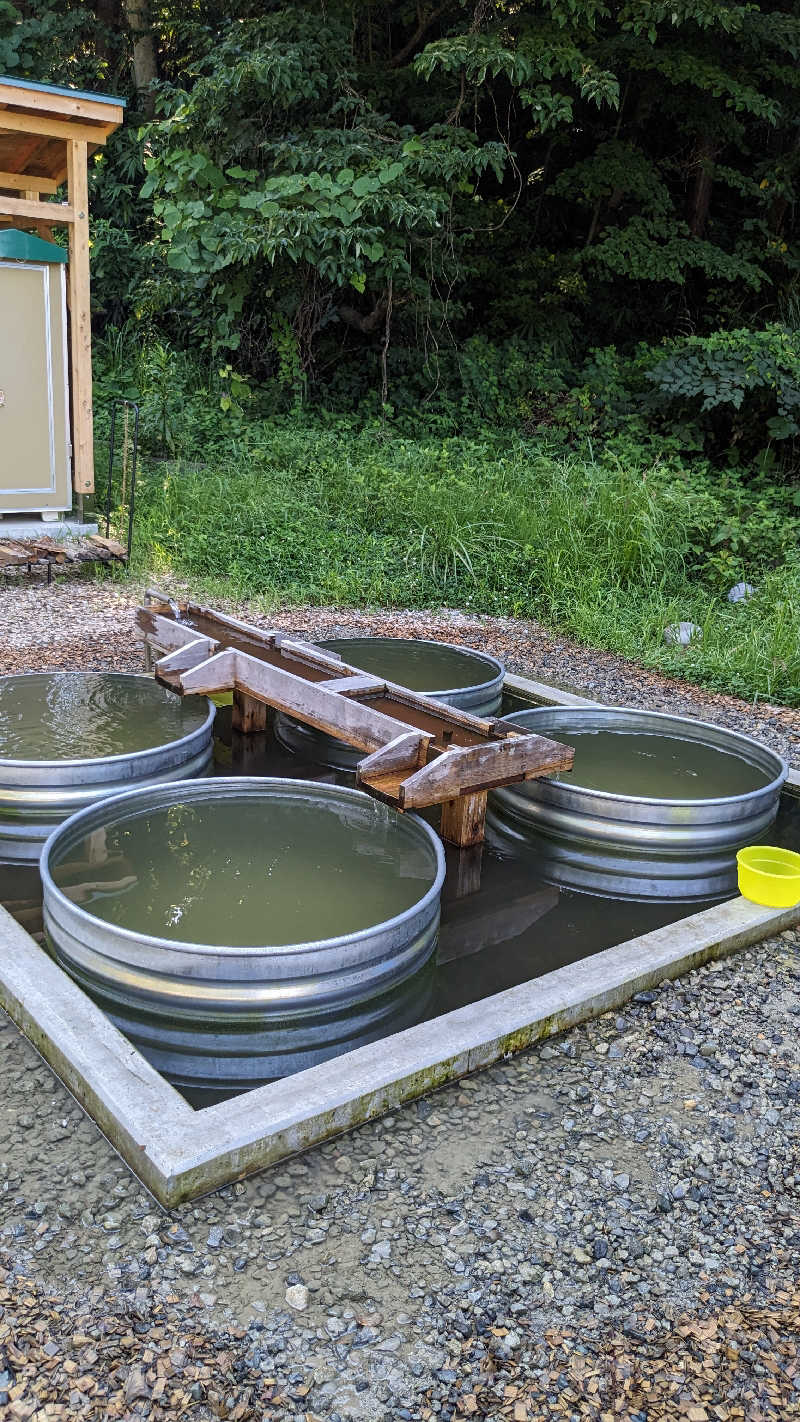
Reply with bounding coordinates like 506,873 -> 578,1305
0,578 -> 797,762
2,933 -> 800,1420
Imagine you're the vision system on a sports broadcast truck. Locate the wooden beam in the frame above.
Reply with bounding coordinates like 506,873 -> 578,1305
319,674 -> 386,697
232,689 -> 270,734
0,110 -> 115,145
357,731 -> 431,779
0,82 -> 124,127
440,791 -> 488,848
448,844 -> 484,900
66,139 -> 93,495
140,612 -> 214,655
177,649 -> 414,753
278,638 -> 347,673
380,678 -> 502,741
172,649 -> 238,695
0,170 -> 59,194
155,638 -> 217,675
0,193 -> 73,222
399,735 -> 575,809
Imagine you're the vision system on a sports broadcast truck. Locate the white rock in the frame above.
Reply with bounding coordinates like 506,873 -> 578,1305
663,621 -> 702,645
727,581 -> 755,603
285,1283 -> 309,1310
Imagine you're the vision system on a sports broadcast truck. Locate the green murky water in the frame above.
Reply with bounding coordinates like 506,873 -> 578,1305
552,729 -> 771,798
0,673 -> 208,761
49,794 -> 436,946
321,637 -> 494,692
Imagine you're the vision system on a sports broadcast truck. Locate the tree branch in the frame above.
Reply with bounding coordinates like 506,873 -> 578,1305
337,296 -> 390,334
390,3 -> 450,68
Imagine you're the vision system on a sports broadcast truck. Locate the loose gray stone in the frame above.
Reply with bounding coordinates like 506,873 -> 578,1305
663,621 -> 703,646
728,582 -> 755,603
285,1284 -> 309,1311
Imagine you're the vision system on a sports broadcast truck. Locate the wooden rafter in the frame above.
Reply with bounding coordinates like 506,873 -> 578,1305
0,111 -> 117,146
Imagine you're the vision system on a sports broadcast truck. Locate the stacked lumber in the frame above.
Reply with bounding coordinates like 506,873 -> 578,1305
0,532 -> 127,578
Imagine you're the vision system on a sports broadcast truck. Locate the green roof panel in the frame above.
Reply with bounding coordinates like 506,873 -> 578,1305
0,227 -> 68,263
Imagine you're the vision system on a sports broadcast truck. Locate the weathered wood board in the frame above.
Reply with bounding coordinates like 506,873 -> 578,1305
137,593 -> 574,847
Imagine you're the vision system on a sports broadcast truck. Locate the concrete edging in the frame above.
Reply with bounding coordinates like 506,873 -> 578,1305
502,671 -> 601,708
0,667 -> 797,1205
1,891 -> 798,1206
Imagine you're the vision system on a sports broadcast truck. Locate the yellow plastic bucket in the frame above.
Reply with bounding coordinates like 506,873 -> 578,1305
737,846 -> 800,909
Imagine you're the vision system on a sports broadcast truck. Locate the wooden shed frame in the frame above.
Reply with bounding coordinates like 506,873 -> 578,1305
0,77 -> 125,499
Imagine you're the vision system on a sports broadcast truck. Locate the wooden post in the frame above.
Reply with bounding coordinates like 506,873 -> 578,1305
232,688 -> 270,734
440,790 -> 488,848
450,843 -> 484,898
66,139 -> 94,496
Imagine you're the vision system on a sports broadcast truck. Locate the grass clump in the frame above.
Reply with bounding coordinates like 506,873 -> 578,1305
121,422 -> 799,707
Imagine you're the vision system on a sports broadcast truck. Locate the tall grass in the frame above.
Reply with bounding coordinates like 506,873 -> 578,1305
121,425 -> 799,706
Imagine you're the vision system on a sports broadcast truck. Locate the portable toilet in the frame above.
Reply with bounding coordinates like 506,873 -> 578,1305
0,228 -> 71,515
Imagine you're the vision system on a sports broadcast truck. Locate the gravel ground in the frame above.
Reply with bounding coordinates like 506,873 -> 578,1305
2,931 -> 800,1419
0,578 -> 798,764
1,574 -> 800,1419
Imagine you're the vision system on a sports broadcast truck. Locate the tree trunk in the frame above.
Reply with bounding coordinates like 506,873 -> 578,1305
688,135 -> 717,238
122,0 -> 158,117
95,0 -> 121,67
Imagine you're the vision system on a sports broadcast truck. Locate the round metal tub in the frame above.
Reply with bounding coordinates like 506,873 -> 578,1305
274,636 -> 504,770
96,963 -> 436,1102
487,707 -> 787,901
0,673 -> 214,862
42,778 -> 445,1091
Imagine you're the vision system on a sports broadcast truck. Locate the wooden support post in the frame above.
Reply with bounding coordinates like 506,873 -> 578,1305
450,843 -> 484,899
66,139 -> 94,496
440,790 -> 488,848
232,688 -> 270,734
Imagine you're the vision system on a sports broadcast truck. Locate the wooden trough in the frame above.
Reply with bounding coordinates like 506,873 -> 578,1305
137,593 -> 574,848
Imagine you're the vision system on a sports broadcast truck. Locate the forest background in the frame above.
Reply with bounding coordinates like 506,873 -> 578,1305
2,1 -> 799,702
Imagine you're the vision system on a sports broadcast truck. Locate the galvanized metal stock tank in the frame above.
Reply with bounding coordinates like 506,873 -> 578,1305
0,673 -> 214,862
487,707 -> 787,901
274,636 -> 504,770
41,778 -> 445,1095
98,966 -> 436,1102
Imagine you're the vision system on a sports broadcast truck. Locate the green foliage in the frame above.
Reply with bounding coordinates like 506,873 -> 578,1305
3,0 -> 798,410
10,0 -> 799,706
646,325 -> 800,444
97,376 -> 798,703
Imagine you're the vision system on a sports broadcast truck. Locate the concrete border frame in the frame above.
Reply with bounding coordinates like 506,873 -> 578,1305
1,671 -> 797,1206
